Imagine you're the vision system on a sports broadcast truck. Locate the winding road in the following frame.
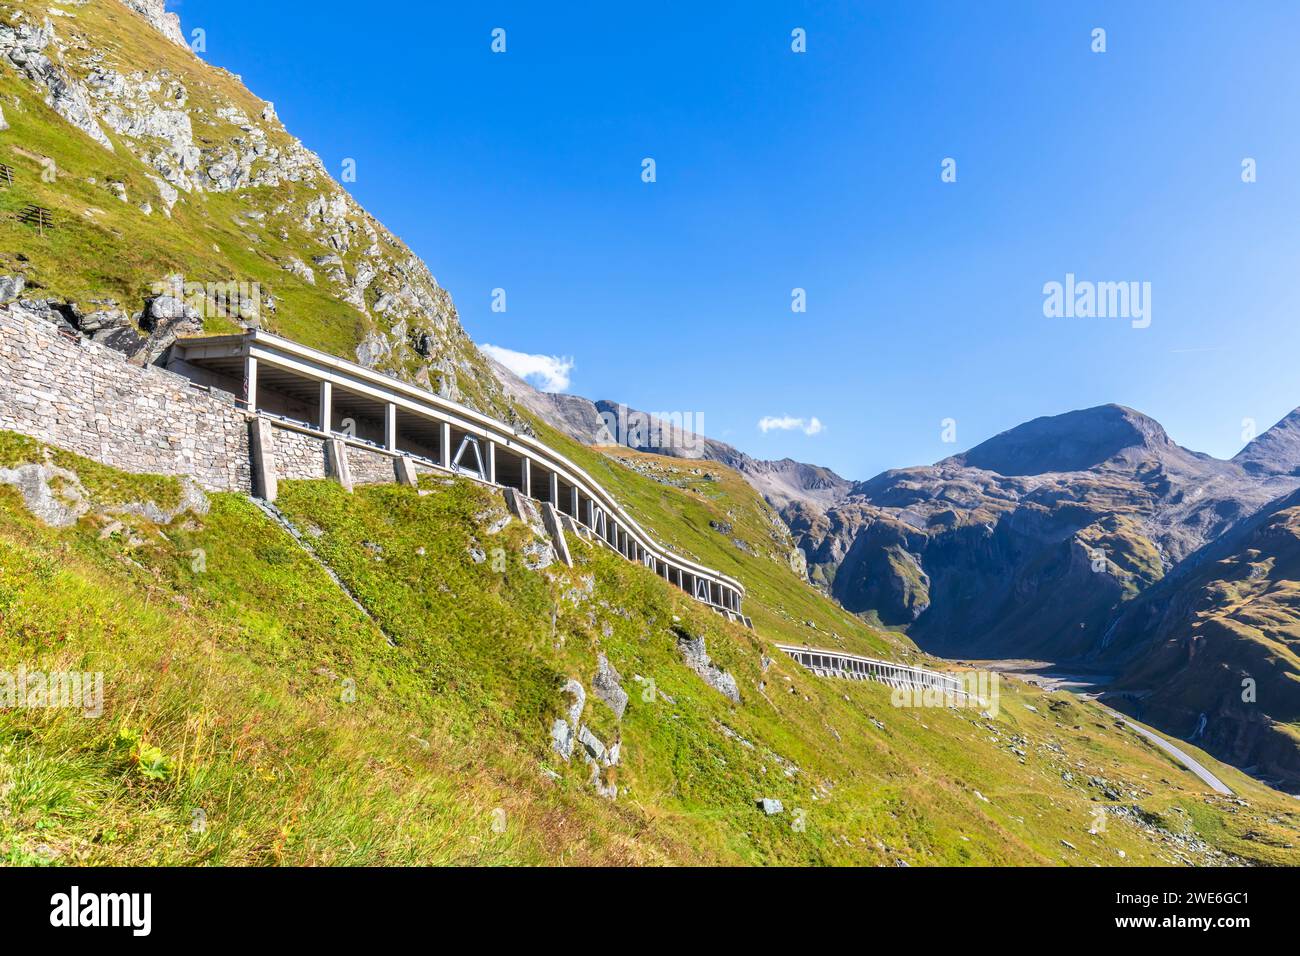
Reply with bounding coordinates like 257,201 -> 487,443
971,659 -> 1234,796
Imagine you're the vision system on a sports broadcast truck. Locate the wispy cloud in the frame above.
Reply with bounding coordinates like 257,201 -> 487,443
481,344 -> 575,392
758,415 -> 824,436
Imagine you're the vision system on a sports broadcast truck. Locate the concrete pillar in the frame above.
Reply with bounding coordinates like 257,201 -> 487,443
521,456 -> 531,497
570,486 -> 580,518
486,440 -> 496,484
319,380 -> 333,434
249,417 -> 277,502
586,499 -> 595,528
549,471 -> 559,506
394,456 -> 418,487
541,502 -> 573,567
326,438 -> 353,492
244,355 -> 258,412
440,422 -> 451,469
385,402 -> 397,451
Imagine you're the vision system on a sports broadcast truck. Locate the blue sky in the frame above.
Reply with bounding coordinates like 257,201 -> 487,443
177,0 -> 1300,479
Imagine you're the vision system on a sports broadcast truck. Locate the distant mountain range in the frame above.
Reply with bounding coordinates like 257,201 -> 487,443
489,356 -> 853,511
506,359 -> 1300,787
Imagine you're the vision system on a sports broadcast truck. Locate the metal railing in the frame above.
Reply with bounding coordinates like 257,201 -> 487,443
774,643 -> 966,697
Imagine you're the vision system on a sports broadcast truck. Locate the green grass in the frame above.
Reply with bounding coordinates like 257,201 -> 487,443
0,0 -> 511,418
3,429 -> 1300,865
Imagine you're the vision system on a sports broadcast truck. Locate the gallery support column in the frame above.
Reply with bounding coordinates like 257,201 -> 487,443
319,380 -> 333,434
486,440 -> 497,485
385,402 -> 398,451
244,355 -> 258,412
440,422 -> 451,470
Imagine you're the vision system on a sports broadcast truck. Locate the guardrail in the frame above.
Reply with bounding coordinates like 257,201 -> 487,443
774,643 -> 966,697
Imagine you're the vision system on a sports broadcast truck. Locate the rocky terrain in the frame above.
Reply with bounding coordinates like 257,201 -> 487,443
1101,484 -> 1300,786
0,0 -> 516,417
784,405 -> 1300,658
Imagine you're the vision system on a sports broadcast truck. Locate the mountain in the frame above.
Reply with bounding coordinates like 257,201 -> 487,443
949,404 -> 1179,476
788,404 -> 1300,659
0,0 -> 514,417
488,356 -> 852,511
1234,408 -> 1300,477
1101,485 -> 1300,787
7,0 -> 1300,869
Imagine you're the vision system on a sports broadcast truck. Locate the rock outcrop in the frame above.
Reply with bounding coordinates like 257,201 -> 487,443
0,0 -> 513,418
118,0 -> 185,47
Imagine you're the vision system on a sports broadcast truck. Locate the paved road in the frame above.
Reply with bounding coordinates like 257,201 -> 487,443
1106,710 -> 1233,796
973,660 -> 1234,796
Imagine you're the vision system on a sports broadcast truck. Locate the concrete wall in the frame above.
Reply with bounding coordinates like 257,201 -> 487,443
0,305 -> 251,491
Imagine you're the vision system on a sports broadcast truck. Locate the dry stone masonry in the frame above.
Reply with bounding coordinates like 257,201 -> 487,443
0,303 -> 250,491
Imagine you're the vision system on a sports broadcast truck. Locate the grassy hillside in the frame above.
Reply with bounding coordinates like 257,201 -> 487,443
3,429 -> 1300,865
0,0 -> 510,414
1110,490 -> 1300,788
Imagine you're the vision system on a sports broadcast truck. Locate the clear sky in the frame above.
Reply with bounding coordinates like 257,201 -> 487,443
177,0 -> 1300,480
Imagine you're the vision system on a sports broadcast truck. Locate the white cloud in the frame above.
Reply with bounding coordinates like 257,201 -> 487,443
758,415 -> 824,436
481,344 -> 575,393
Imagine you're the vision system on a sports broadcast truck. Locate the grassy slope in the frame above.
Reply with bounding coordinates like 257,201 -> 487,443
3,430 -> 1300,865
0,0 -> 506,413
1114,499 -> 1300,783
0,3 -> 361,347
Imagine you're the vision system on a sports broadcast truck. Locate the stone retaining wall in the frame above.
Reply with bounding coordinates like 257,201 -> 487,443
347,444 -> 395,486
0,304 -> 251,491
269,425 -> 328,480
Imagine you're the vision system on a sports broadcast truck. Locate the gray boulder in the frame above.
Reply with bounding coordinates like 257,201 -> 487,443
79,303 -> 130,333
562,678 -> 585,727
577,724 -> 606,762
0,274 -> 25,304
550,718 -> 574,760
674,627 -> 741,703
592,654 -> 628,720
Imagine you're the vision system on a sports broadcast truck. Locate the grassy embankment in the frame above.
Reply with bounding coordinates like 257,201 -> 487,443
1,429 -> 1299,865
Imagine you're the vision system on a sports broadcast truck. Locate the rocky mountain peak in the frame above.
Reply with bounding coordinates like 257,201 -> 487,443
1234,407 -> 1300,477
118,0 -> 186,48
947,404 -> 1173,476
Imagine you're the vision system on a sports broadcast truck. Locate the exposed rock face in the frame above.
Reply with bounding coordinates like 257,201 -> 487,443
674,626 -> 740,703
118,0 -> 185,47
592,654 -> 628,719
792,405 -> 1300,660
0,16 -> 113,149
0,0 -> 512,417
1234,408 -> 1300,477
